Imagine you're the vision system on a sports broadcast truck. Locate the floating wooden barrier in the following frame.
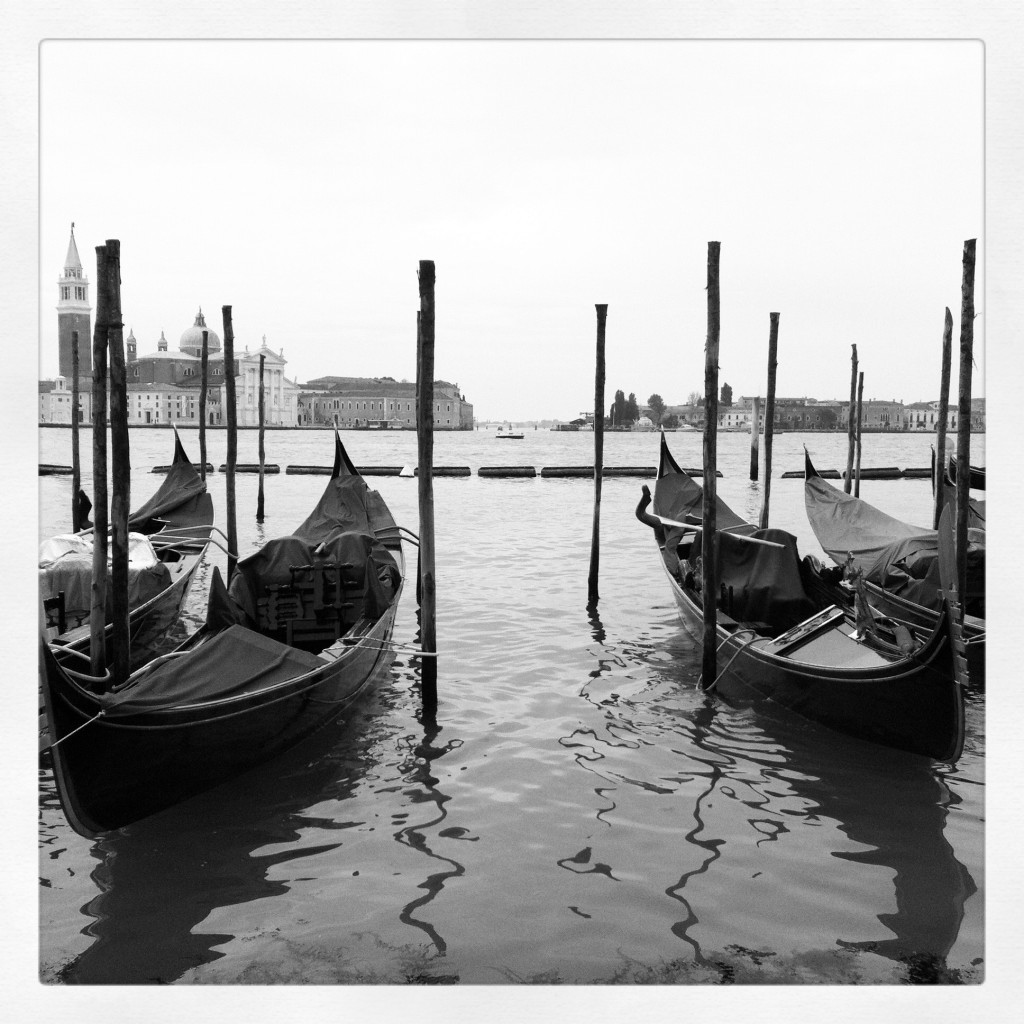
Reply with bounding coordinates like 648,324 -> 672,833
218,463 -> 281,474
903,467 -> 932,479
39,464 -> 74,475
478,466 -> 537,478
541,465 -> 657,478
153,462 -> 214,474
844,466 -> 901,480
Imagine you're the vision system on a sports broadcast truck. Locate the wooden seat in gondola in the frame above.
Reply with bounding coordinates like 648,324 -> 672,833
43,590 -> 67,635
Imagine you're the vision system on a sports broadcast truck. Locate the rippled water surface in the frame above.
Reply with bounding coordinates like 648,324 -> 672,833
37,427 -> 985,985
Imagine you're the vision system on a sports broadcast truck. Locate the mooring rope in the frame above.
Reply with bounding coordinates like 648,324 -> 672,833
700,628 -> 761,693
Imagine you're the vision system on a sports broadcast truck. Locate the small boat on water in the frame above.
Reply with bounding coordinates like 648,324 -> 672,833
496,427 -> 525,439
40,432 -> 409,837
636,433 -> 967,762
40,429 -> 216,669
805,449 -> 985,678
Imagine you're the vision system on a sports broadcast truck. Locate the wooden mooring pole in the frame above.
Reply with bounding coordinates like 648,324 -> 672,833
223,305 -> 238,583
955,240 -> 976,601
933,307 -> 953,528
854,370 -> 864,497
257,351 -> 266,521
71,330 -> 82,531
105,239 -> 131,686
748,395 -> 760,481
199,329 -> 209,482
588,304 -> 608,605
701,241 -> 721,690
759,312 -> 779,529
417,261 -> 438,707
89,245 -> 109,678
844,343 -> 858,493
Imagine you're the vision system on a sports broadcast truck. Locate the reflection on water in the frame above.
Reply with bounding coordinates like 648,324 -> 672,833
38,428 -> 983,984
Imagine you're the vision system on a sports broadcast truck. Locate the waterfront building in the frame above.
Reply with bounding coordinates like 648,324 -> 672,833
300,377 -> 474,429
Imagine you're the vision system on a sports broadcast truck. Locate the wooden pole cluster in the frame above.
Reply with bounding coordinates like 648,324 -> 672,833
199,329 -> 209,482
588,304 -> 608,605
71,331 -> 82,531
748,395 -> 760,481
105,239 -> 131,686
417,260 -> 438,708
854,370 -> 865,497
759,312 -> 779,530
89,247 -> 110,677
955,239 -> 976,600
844,343 -> 858,493
933,307 -> 953,528
701,241 -> 721,689
257,352 -> 266,521
223,306 -> 238,583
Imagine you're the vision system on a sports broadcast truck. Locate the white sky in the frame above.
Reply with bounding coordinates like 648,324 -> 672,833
39,39 -> 983,421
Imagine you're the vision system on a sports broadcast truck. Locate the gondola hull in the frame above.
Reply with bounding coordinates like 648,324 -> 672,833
661,559 -> 964,761
40,585 -> 401,837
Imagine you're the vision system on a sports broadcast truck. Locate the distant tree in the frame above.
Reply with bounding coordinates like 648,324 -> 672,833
661,413 -> 679,429
647,394 -> 666,424
610,389 -> 626,426
625,393 -> 639,423
686,390 -> 703,407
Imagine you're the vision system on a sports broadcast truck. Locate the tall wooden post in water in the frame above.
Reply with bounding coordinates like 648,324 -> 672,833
199,329 -> 209,482
257,352 -> 266,521
748,395 -> 760,481
759,312 -> 779,530
222,305 -> 238,583
854,370 -> 864,497
844,343 -> 858,493
89,245 -> 110,677
955,240 -> 976,601
71,331 -> 82,531
588,304 -> 608,605
933,307 -> 953,528
105,239 -> 131,686
417,261 -> 438,706
701,242 -> 721,689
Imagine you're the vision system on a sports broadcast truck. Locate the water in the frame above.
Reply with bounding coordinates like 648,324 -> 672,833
37,426 -> 984,985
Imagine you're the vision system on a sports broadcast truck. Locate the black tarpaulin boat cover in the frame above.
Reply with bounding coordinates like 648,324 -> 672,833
128,452 -> 206,528
653,467 -> 755,535
101,625 -> 325,713
805,472 -> 985,612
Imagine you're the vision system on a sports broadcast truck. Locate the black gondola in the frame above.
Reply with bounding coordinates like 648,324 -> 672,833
41,432 -> 408,838
40,429 -> 215,671
636,433 -> 967,762
805,449 -> 984,679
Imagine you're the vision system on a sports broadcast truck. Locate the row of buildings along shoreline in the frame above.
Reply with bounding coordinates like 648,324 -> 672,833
40,225 -> 981,432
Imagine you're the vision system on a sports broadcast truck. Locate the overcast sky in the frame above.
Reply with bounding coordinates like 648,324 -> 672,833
39,39 -> 983,421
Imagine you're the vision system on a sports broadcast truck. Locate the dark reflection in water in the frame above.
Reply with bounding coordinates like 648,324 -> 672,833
48,705 -> 387,985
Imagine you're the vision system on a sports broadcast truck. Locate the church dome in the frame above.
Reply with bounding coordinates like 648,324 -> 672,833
179,308 -> 222,355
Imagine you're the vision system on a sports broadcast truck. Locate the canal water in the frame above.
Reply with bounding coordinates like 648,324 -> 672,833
36,426 -> 986,989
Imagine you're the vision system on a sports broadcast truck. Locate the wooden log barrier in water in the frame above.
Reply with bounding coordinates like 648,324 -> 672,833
701,241 -> 721,690
218,463 -> 281,473
478,466 -> 537,478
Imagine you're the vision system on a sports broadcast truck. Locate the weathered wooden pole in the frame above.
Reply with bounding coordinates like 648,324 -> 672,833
844,343 -> 858,493
955,239 -> 976,601
758,312 -> 779,530
701,241 -> 721,689
588,304 -> 608,605
105,239 -> 131,686
854,370 -> 865,497
417,261 -> 438,707
71,330 -> 82,531
89,245 -> 110,677
222,305 -> 238,583
199,328 -> 209,481
257,351 -> 266,521
748,395 -> 760,481
933,307 -> 953,528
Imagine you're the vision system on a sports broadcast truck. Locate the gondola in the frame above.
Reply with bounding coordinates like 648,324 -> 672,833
635,433 -> 967,762
40,429 -> 216,671
40,432 -> 408,838
805,449 -> 984,678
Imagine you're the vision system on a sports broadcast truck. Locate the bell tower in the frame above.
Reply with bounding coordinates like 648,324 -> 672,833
57,223 -> 93,377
